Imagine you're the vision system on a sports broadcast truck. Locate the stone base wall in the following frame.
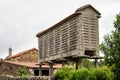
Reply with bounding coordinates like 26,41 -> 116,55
0,75 -> 53,80
0,62 -> 32,76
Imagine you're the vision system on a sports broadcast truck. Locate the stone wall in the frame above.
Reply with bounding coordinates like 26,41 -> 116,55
8,49 -> 38,62
0,76 -> 53,80
0,62 -> 31,76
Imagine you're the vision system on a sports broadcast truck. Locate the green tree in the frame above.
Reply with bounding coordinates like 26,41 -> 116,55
100,13 -> 120,80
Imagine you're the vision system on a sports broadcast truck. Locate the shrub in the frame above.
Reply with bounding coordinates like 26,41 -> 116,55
69,69 -> 89,80
86,66 -> 114,80
101,66 -> 114,79
18,68 -> 30,77
54,66 -> 71,80
54,66 -> 114,80
87,68 -> 108,80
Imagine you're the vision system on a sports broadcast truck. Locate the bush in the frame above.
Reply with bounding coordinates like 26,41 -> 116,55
54,66 -> 114,80
54,66 -> 71,80
101,66 -> 114,79
18,68 -> 30,77
69,69 -> 89,80
87,68 -> 112,80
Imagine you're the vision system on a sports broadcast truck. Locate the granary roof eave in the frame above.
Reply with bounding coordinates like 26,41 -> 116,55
75,4 -> 101,15
36,12 -> 80,37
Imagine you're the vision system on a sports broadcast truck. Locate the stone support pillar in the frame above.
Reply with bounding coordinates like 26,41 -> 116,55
76,60 -> 79,70
75,58 -> 83,70
49,63 -> 53,76
39,64 -> 42,76
62,62 -> 65,68
79,58 -> 83,68
95,59 -> 98,68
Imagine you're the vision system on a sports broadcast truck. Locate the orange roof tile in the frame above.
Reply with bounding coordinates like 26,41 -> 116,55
2,60 -> 39,68
2,60 -> 62,69
3,48 -> 62,69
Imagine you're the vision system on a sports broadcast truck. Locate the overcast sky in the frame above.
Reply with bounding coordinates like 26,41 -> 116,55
0,0 -> 120,58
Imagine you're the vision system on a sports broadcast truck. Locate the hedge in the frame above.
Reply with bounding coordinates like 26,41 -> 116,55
53,66 -> 114,80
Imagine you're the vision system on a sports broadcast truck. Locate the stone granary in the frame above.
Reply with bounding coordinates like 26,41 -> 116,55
0,48 -> 62,76
36,4 -> 102,76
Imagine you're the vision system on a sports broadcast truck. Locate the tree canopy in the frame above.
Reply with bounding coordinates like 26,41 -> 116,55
100,13 -> 120,80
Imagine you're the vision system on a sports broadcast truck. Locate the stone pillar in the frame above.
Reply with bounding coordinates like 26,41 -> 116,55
49,63 -> 53,76
39,64 -> 42,76
95,59 -> 98,68
62,62 -> 65,68
79,58 -> 83,68
76,60 -> 79,70
75,58 -> 83,70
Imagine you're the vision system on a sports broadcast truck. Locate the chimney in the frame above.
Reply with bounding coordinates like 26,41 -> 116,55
9,47 -> 12,57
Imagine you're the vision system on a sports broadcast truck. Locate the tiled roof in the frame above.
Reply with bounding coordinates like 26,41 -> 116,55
2,60 -> 39,68
3,48 -> 62,69
6,48 -> 38,59
2,60 -> 62,69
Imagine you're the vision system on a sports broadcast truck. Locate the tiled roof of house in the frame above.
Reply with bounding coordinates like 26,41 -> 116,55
3,48 -> 62,69
2,60 -> 39,68
2,60 -> 62,69
6,48 -> 38,59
